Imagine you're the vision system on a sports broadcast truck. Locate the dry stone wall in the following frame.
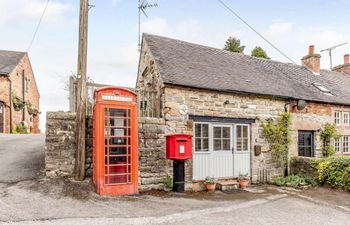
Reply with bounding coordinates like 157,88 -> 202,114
45,112 -> 92,178
138,117 -> 171,191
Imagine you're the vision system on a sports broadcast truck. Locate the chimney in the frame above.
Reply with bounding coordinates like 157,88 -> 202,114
332,54 -> 350,75
301,45 -> 321,74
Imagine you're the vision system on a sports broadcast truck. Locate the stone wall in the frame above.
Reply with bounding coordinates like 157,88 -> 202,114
45,112 -> 92,178
138,117 -> 171,191
290,157 -> 317,178
163,85 -> 286,183
45,112 -> 76,177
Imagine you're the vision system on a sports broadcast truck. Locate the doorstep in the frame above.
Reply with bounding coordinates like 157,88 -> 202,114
216,179 -> 239,191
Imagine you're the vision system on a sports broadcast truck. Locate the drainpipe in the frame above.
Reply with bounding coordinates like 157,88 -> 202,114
6,77 -> 12,133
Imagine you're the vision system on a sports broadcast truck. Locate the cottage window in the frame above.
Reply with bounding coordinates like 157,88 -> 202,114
334,138 -> 340,153
194,123 -> 209,152
298,131 -> 314,157
334,111 -> 341,125
343,112 -> 350,125
213,126 -> 231,151
343,136 -> 349,153
236,125 -> 249,151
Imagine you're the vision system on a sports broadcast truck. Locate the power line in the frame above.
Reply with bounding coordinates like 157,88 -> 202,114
217,0 -> 297,64
27,0 -> 50,52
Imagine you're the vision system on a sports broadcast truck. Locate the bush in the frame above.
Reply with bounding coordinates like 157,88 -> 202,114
163,174 -> 172,191
15,124 -> 29,134
313,156 -> 350,190
272,175 -> 316,188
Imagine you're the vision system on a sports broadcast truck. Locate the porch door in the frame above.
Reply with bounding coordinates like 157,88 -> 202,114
233,125 -> 250,177
211,125 -> 234,178
0,103 -> 4,133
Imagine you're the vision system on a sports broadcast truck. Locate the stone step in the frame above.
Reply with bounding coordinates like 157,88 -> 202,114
217,180 -> 239,191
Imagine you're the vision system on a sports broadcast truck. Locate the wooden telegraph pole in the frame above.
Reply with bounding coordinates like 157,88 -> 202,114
74,0 -> 89,181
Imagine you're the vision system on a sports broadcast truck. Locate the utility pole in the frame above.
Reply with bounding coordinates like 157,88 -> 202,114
74,0 -> 89,181
321,42 -> 347,69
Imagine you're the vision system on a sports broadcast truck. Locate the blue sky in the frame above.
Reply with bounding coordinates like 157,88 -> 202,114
1,0 -> 350,131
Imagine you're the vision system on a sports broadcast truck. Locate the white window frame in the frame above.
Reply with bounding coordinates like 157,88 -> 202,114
193,122 -> 210,153
334,137 -> 341,153
234,124 -> 250,152
343,112 -> 350,125
343,136 -> 349,154
212,124 -> 232,151
334,111 -> 341,125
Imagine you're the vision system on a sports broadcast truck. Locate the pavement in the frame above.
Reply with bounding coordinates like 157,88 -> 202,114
0,134 -> 349,225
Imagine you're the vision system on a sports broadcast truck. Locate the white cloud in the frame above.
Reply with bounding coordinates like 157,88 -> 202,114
112,0 -> 122,6
266,22 -> 294,36
0,0 -> 74,27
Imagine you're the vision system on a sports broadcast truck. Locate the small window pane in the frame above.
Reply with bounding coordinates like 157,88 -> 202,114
214,127 -> 221,138
202,138 -> 209,151
214,140 -> 221,151
243,138 -> 248,151
202,124 -> 209,137
195,138 -> 201,151
237,126 -> 242,137
222,127 -> 230,138
223,139 -> 230,151
243,126 -> 248,138
195,124 -> 201,137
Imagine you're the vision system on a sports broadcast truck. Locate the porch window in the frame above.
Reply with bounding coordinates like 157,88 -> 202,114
298,131 -> 314,157
334,111 -> 341,125
343,136 -> 349,153
334,137 -> 340,153
194,123 -> 209,152
236,125 -> 249,151
213,126 -> 231,151
344,112 -> 350,125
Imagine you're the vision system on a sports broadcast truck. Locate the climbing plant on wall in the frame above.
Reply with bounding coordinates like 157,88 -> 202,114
11,91 -> 26,111
320,123 -> 339,157
261,112 -> 292,170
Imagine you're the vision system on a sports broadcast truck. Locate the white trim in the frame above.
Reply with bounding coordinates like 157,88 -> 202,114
0,103 -> 4,133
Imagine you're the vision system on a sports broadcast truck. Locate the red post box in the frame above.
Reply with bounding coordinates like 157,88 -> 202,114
93,87 -> 138,196
166,134 -> 192,160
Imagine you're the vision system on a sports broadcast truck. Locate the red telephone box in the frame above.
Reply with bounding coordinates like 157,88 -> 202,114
93,87 -> 138,196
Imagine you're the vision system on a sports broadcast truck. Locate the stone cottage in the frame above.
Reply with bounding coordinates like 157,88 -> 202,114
0,50 -> 40,133
137,34 -> 350,189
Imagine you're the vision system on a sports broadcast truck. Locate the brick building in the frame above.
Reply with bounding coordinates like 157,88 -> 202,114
136,34 -> 350,190
0,50 -> 40,133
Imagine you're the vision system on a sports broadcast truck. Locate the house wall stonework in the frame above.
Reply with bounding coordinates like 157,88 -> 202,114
163,85 -> 287,184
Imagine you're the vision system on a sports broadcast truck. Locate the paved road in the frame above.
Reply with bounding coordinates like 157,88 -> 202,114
0,134 -> 45,183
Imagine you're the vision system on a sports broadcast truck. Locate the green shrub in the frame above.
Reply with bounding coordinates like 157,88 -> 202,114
15,124 -> 29,134
313,156 -> 350,190
163,174 -> 172,191
272,175 -> 316,188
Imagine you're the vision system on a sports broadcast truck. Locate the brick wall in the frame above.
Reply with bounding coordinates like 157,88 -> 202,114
0,54 -> 40,133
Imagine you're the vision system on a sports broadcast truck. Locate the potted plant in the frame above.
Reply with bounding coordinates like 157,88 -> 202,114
238,173 -> 249,189
204,176 -> 216,192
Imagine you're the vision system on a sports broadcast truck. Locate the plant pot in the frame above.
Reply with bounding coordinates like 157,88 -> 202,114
239,180 -> 249,189
205,183 -> 216,192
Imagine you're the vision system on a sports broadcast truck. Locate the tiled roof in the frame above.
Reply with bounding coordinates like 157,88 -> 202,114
0,50 -> 26,75
143,34 -> 350,106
